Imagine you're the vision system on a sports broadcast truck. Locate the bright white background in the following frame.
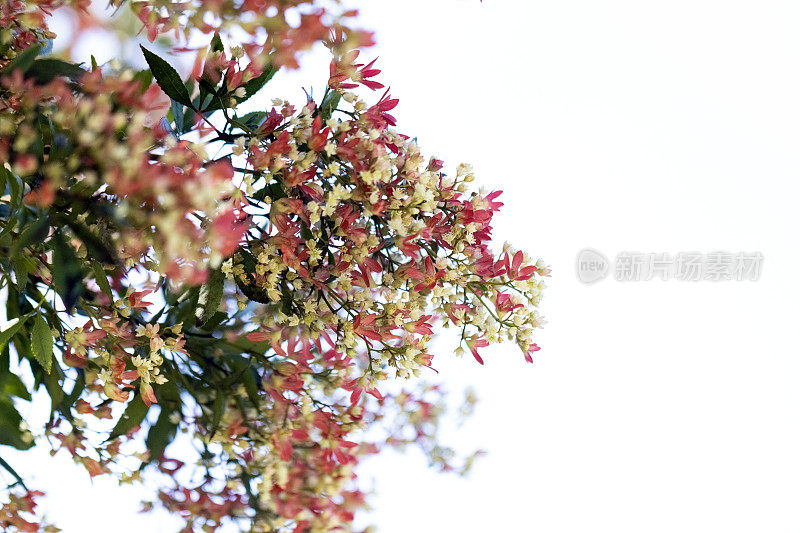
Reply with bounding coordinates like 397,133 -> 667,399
12,0 -> 800,531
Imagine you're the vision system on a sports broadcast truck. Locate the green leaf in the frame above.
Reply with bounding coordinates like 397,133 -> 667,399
31,314 -> 53,374
109,395 -> 149,440
234,251 -> 273,304
181,109 -> 197,134
91,261 -> 113,298
209,391 -> 227,437
242,368 -> 261,407
139,45 -> 194,109
200,310 -> 228,331
0,343 -> 9,382
198,77 -> 226,112
51,232 -> 85,313
237,111 -> 267,130
11,215 -> 50,256
3,167 -> 23,209
57,215 -> 116,265
0,397 -> 33,450
280,280 -> 293,315
166,80 -> 194,133
202,64 -> 277,113
173,286 -> 200,328
319,90 -> 342,122
13,256 -> 30,291
0,317 -> 28,354
196,269 -> 224,326
2,373 -> 31,401
0,44 -> 42,76
144,406 -> 179,463
170,99 -> 184,134
25,59 -> 85,84
132,68 -> 153,91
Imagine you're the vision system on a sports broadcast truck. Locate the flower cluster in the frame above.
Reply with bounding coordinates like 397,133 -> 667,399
29,287 -> 187,485
0,488 -> 55,532
0,0 -> 548,531
62,289 -> 185,405
118,0 -> 372,68
233,82 -> 549,378
1,68 -> 246,284
0,0 -> 79,69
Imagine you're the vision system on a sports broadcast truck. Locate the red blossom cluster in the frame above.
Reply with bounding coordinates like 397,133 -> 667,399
1,68 -> 248,284
122,0 -> 373,69
0,488 -> 53,532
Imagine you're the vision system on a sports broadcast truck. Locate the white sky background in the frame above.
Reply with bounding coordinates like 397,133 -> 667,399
9,0 -> 800,531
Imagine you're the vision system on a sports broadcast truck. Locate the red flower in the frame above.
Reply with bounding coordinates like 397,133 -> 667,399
128,289 -> 154,311
524,343 -> 541,364
406,257 -> 444,292
246,331 -> 270,342
503,250 -> 538,281
140,382 -> 157,406
342,378 -> 383,405
404,314 -> 434,335
328,50 -> 384,91
363,89 -> 398,130
308,115 -> 330,151
465,336 -> 490,365
352,313 -> 384,343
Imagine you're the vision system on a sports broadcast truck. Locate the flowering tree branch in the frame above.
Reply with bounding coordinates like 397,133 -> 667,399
0,0 -> 548,530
